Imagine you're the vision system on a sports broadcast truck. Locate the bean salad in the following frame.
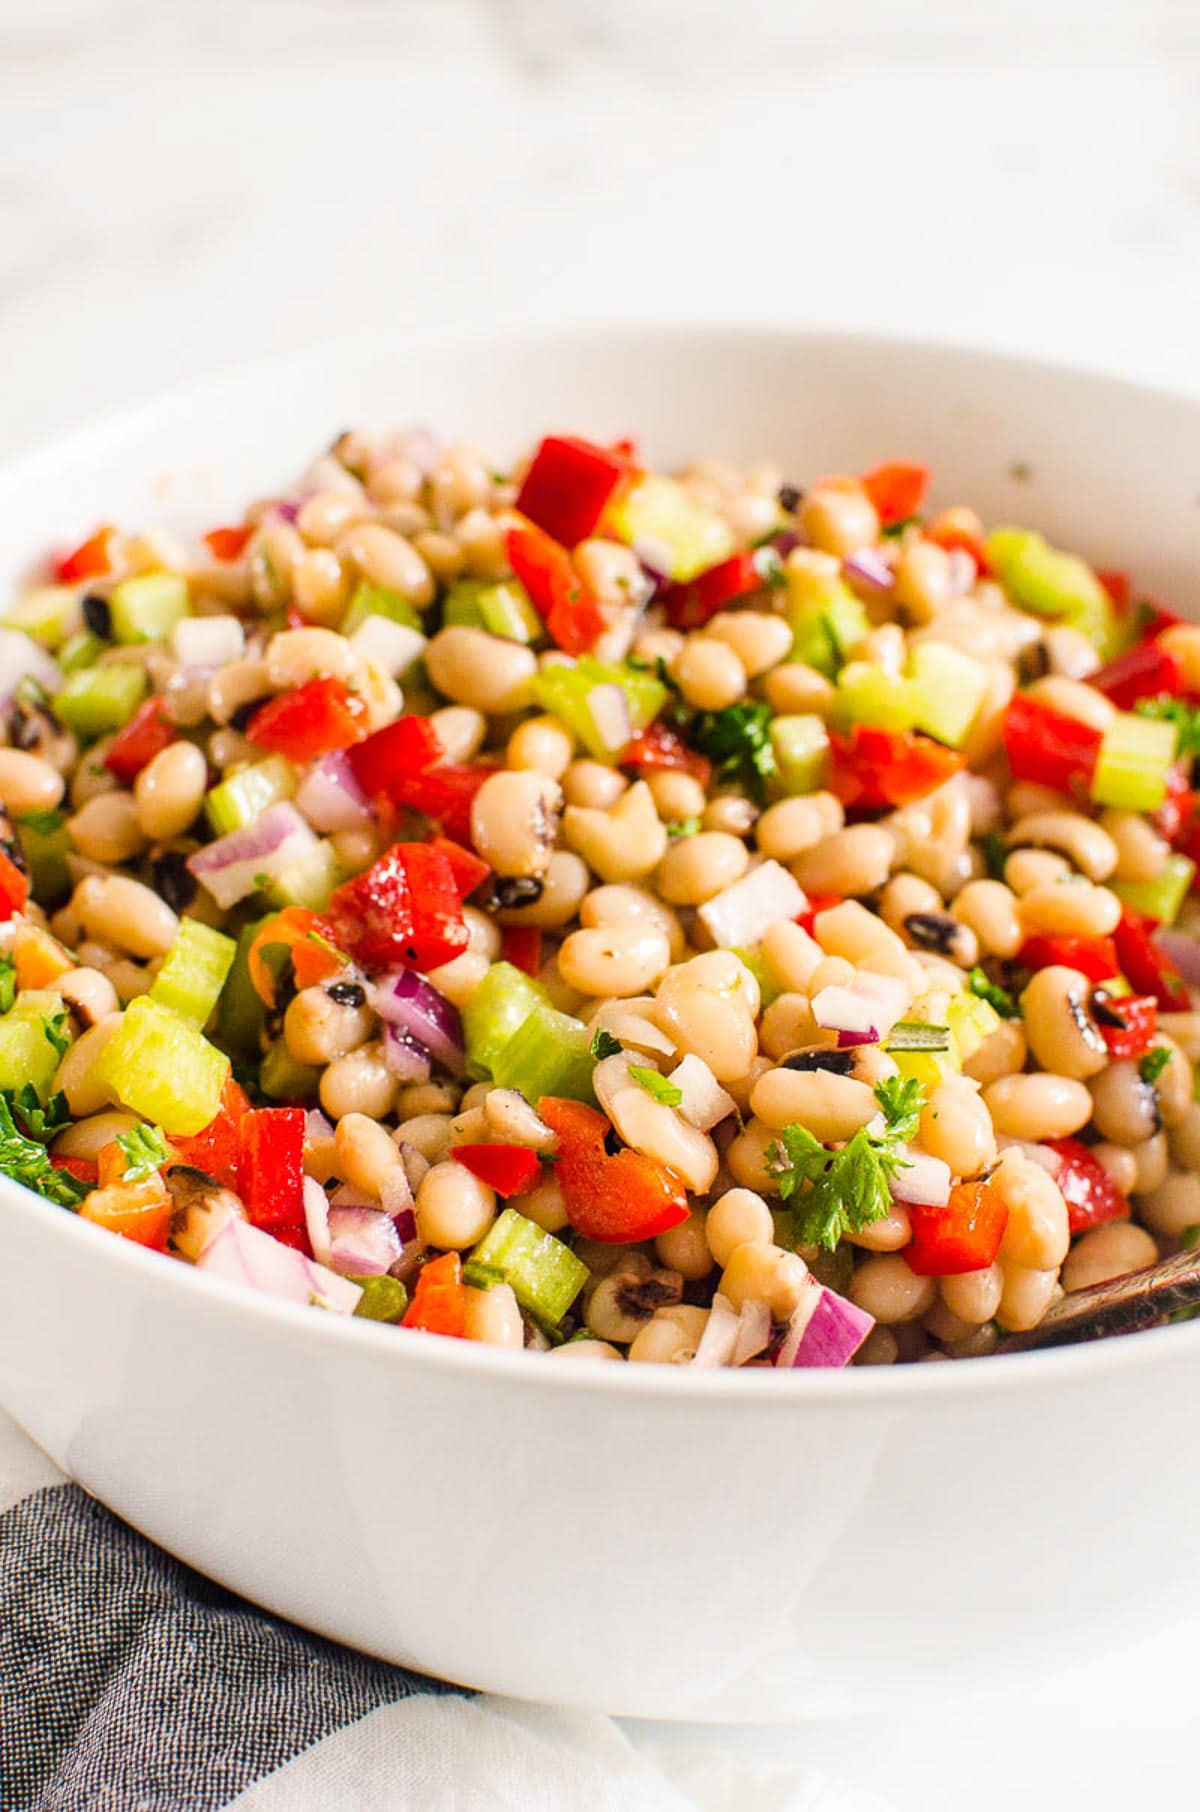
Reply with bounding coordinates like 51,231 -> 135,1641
3,429 -> 1200,1369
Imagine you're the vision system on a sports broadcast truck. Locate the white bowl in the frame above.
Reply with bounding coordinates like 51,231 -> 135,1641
3,326 -> 1200,1722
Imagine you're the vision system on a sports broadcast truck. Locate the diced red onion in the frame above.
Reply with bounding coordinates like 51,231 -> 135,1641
731,1297 -> 772,1366
776,1279 -> 874,1369
303,1175 -> 333,1267
197,1213 -> 361,1314
382,1020 -> 433,1082
327,1203 -> 403,1277
381,1167 -> 415,1238
769,530 -> 804,559
836,1023 -> 880,1049
266,500 -> 300,525
586,684 -> 632,755
889,1148 -> 952,1208
187,803 -> 319,908
371,970 -> 465,1076
691,1294 -> 739,1368
294,751 -> 372,833
697,860 -> 807,950
815,971 -> 908,1043
1152,930 -> 1200,987
631,533 -> 675,578
669,1054 -> 736,1131
398,1142 -> 430,1194
843,547 -> 894,592
172,614 -> 244,671
0,629 -> 61,704
347,615 -> 427,679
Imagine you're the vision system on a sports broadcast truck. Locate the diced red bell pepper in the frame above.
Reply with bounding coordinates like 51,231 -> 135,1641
248,908 -> 346,1008
1017,932 -> 1120,984
403,1250 -> 466,1337
56,525 -> 115,584
1045,1138 -> 1130,1235
80,1183 -> 172,1251
104,698 -> 177,784
1002,692 -> 1102,796
246,676 -> 368,763
861,462 -> 929,526
1155,766 -> 1194,845
330,843 -> 468,972
905,1180 -> 1009,1276
514,435 -> 631,549
0,848 -> 29,922
426,835 -> 490,898
1090,641 -> 1186,710
620,720 -> 712,786
392,763 -> 499,845
1096,570 -> 1132,612
236,1106 -> 306,1234
539,1096 -> 690,1243
346,714 -> 444,798
50,1155 -> 99,1186
925,511 -> 990,573
1093,992 -> 1158,1061
501,925 -> 543,976
171,1075 -> 252,1190
658,551 -> 765,631
506,516 -> 605,655
1113,906 -> 1189,1011
450,1143 -> 542,1197
830,725 -> 964,811
1143,599 -> 1184,639
204,524 -> 252,562
796,893 -> 844,936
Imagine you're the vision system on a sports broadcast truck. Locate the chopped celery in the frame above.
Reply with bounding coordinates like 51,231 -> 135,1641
0,990 -> 71,1099
492,1004 -> 597,1105
608,475 -> 735,582
341,579 -> 423,636
1113,853 -> 1196,927
785,569 -> 869,678
264,839 -> 342,912
443,578 -> 542,644
205,755 -> 297,836
532,656 -> 668,760
16,810 -> 72,902
906,642 -> 990,747
986,528 -> 1109,621
834,663 -> 922,732
1091,711 -> 1177,812
53,665 -> 147,738
4,586 -> 81,648
946,991 -> 1001,1064
461,962 -> 550,1080
889,1047 -> 957,1091
463,1207 -> 589,1327
216,920 -> 268,1056
92,997 -> 230,1136
260,1039 -> 322,1102
769,714 -> 829,794
351,1274 -> 409,1322
109,572 -> 190,644
58,630 -> 106,673
150,918 -> 237,1027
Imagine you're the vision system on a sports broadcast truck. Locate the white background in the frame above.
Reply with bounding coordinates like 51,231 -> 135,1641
5,0 -> 1198,1802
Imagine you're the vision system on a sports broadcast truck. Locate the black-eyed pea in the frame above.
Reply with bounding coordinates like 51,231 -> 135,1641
336,522 -> 435,606
562,759 -> 627,809
893,538 -> 954,622
758,993 -> 821,1059
627,1304 -> 710,1364
1018,879 -> 1122,939
290,547 -> 353,625
265,626 -> 359,687
849,1254 -> 936,1324
879,873 -> 942,936
755,792 -> 844,863
248,521 -> 305,606
494,852 -> 591,930
845,1205 -> 911,1252
855,1326 -> 900,1365
395,1083 -> 460,1118
656,831 -> 749,906
704,610 -> 793,677
53,1013 -> 122,1116
1150,1038 -> 1193,1127
51,1106 -> 140,1160
284,985 -> 374,1065
505,715 -> 574,780
393,1113 -> 455,1164
705,1187 -> 775,1267
1019,965 -> 1108,1080
719,1240 -> 808,1319
470,769 -> 561,879
1168,1102 -> 1200,1172
1135,1169 -> 1200,1239
429,705 -> 487,764
630,628 -> 685,668
0,748 -> 64,815
923,1299 -> 977,1345
1131,1130 -> 1169,1194
318,1042 -> 397,1122
939,1262 -> 1003,1325
701,794 -> 759,838
792,824 -> 895,897
334,1112 -> 405,1199
645,769 -> 707,823
580,883 -> 685,962
762,663 -> 836,715
1158,1012 -> 1200,1063
725,1117 -> 783,1193
57,966 -> 119,1027
799,483 -> 879,557
654,950 -> 759,1083
424,627 -> 536,714
749,1063 -> 878,1141
950,878 -> 1023,958
673,637 -> 747,711
1006,812 -> 1118,882
585,1257 -> 681,1343
548,1338 -> 624,1361
1091,1141 -> 1139,1195
455,507 -> 508,579
415,1160 -> 496,1249
74,873 -> 179,958
429,445 -> 492,523
574,537 -> 650,607
562,781 -> 667,884
463,1281 -> 524,1349
655,1211 -> 714,1280
1026,675 -> 1116,732
557,923 -> 671,998
1098,809 -> 1170,885
996,1262 -> 1059,1333
412,529 -> 467,584
1062,1222 -> 1158,1293
983,1073 -> 1092,1142
1004,848 -> 1071,895
518,1175 -> 570,1234
1088,1060 -> 1161,1146
68,793 -> 146,866
992,1146 -> 1070,1270
962,1017 -> 1028,1087
328,826 -> 382,877
918,1073 -> 997,1176
134,740 -> 207,841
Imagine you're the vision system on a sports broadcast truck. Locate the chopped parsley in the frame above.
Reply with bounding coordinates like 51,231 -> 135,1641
1135,696 -> 1200,760
115,1121 -> 169,1181
771,1077 -> 925,1252
43,1012 -> 72,1059
880,514 -> 922,539
687,700 -> 778,805
981,830 -> 1010,880
666,817 -> 702,839
1140,1046 -> 1172,1087
18,808 -> 65,837
589,1028 -> 622,1062
0,953 -> 14,1016
627,1064 -> 683,1108
967,966 -> 1019,1019
752,545 -> 787,591
2,1086 -> 70,1142
0,1095 -> 89,1208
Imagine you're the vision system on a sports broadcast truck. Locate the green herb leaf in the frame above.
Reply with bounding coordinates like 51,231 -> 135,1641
666,817 -> 702,839
0,1095 -> 89,1208
589,1028 -> 622,1061
115,1121 -> 170,1181
43,1013 -> 71,1059
752,545 -> 787,590
880,514 -> 922,539
627,1064 -> 683,1108
1135,696 -> 1200,761
18,808 -> 65,837
0,953 -> 15,1016
967,966 -> 1019,1019
687,700 -> 777,805
1140,1045 -> 1172,1086
981,830 -> 1010,880
2,1086 -> 70,1142
770,1077 -> 926,1251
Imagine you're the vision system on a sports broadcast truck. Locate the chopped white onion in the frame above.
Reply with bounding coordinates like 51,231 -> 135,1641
814,970 -> 908,1043
303,1175 -> 333,1267
669,1054 -> 737,1131
0,629 -> 61,702
889,1147 -> 952,1208
696,860 -> 807,951
295,751 -> 372,833
348,613 -> 426,678
731,1297 -> 772,1366
691,1294 -> 739,1368
172,614 -> 244,671
187,803 -> 320,908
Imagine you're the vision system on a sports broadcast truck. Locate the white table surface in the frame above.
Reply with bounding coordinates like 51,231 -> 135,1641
5,1 -> 1198,1801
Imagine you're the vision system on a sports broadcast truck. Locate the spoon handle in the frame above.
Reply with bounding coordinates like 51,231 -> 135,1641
995,1246 -> 1200,1354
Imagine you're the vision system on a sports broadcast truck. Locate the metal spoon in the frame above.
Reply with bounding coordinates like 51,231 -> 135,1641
995,1246 -> 1200,1354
